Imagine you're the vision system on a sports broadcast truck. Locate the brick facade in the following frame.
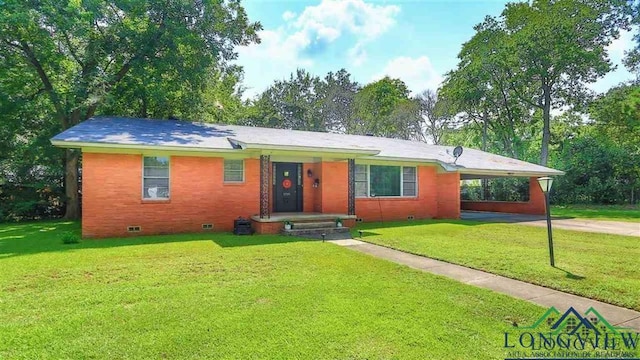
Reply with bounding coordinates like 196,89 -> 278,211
81,152 -> 542,238
82,153 -> 260,238
356,165 -> 437,222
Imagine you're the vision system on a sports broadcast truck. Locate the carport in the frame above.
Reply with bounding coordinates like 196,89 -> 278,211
454,152 -> 564,216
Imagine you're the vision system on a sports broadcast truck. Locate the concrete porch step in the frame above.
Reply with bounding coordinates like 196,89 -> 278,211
290,221 -> 336,229
282,226 -> 350,236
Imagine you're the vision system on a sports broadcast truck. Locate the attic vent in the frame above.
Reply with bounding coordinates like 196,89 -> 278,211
227,138 -> 243,150
202,224 -> 213,230
127,226 -> 141,232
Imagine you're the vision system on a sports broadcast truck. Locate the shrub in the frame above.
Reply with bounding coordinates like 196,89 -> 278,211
61,231 -> 80,244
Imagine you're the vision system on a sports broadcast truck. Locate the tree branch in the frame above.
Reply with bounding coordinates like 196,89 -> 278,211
8,39 -> 68,128
60,29 -> 85,70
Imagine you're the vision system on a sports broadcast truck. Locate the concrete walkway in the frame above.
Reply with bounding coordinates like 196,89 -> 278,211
461,211 -> 640,237
330,239 -> 640,331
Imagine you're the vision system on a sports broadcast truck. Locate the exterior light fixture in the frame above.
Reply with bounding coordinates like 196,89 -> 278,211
537,177 -> 555,267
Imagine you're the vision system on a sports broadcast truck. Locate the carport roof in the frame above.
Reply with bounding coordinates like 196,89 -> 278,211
51,116 -> 564,177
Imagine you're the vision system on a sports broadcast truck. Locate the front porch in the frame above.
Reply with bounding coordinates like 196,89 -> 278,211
250,212 -> 357,234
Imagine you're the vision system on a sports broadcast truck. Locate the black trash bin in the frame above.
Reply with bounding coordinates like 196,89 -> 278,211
233,217 -> 253,235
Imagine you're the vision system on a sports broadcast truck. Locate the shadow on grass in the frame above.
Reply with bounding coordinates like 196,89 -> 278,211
0,220 -> 315,259
350,231 -> 381,238
352,218 -> 486,232
461,211 -> 576,223
554,267 -> 587,281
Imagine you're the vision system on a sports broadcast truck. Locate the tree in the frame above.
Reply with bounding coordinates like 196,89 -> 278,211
588,84 -> 640,202
623,0 -> 640,77
440,16 -> 530,158
317,69 -> 360,133
502,0 -> 631,165
350,77 -> 418,138
415,90 -> 455,145
0,0 -> 261,219
244,69 -> 323,131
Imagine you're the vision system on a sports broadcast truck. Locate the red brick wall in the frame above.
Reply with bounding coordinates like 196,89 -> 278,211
313,162 -> 323,213
303,163 -> 321,213
251,221 -> 282,234
355,165 -> 441,222
460,177 -> 546,215
436,172 -> 461,219
320,161 -> 349,214
82,153 -> 260,238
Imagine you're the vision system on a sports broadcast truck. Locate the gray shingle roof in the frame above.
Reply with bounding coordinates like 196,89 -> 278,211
51,116 -> 563,177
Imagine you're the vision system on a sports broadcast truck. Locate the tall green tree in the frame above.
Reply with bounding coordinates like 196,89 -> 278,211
503,0 -> 631,165
0,0 -> 261,219
415,90 -> 455,145
350,77 -> 418,138
317,69 -> 360,133
244,69 -> 323,131
440,16 -> 531,158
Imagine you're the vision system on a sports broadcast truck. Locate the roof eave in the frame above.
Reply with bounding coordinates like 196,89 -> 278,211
358,156 -> 458,171
50,140 -> 242,153
242,143 -> 381,156
458,168 -> 565,178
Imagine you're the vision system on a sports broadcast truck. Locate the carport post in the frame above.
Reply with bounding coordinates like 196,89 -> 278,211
537,177 -> 555,267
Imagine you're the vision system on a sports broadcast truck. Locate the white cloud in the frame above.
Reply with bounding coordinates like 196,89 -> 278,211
294,0 -> 400,42
236,28 -> 313,99
236,0 -> 401,99
293,0 -> 400,66
372,56 -> 443,95
348,43 -> 367,66
282,11 -> 296,22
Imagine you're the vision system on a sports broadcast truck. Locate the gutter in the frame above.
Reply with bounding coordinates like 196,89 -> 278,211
50,140 -> 243,153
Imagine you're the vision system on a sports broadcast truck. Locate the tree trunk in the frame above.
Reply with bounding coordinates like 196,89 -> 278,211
481,109 -> 488,152
481,109 -> 490,200
540,85 -> 552,166
63,149 -> 80,220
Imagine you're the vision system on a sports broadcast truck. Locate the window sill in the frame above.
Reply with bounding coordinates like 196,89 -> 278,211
223,181 -> 245,185
141,199 -> 171,204
356,196 -> 418,201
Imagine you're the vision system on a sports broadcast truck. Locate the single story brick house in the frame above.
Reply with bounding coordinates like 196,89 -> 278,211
51,116 -> 563,238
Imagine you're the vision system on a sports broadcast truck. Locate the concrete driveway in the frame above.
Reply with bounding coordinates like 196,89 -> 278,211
461,211 -> 640,237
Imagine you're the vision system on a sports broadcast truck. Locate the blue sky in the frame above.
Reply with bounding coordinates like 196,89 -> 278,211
235,0 -> 635,99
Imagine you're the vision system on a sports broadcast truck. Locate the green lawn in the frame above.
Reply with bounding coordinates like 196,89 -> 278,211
552,204 -> 640,222
0,221 -> 545,359
355,220 -> 640,312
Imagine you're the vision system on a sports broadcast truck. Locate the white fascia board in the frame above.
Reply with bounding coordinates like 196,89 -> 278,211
50,140 -> 242,154
459,168 -> 565,177
242,143 -> 380,156
358,156 -> 458,171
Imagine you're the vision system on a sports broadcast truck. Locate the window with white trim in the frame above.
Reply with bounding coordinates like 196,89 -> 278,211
143,156 -> 170,199
402,167 -> 417,196
355,164 -> 368,197
224,159 -> 244,182
355,165 -> 417,197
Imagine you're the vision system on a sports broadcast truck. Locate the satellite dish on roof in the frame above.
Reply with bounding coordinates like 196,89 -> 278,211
453,146 -> 463,164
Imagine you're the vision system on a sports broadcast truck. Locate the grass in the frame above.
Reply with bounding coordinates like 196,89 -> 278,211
551,204 -> 640,222
0,220 -> 546,359
355,219 -> 640,312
